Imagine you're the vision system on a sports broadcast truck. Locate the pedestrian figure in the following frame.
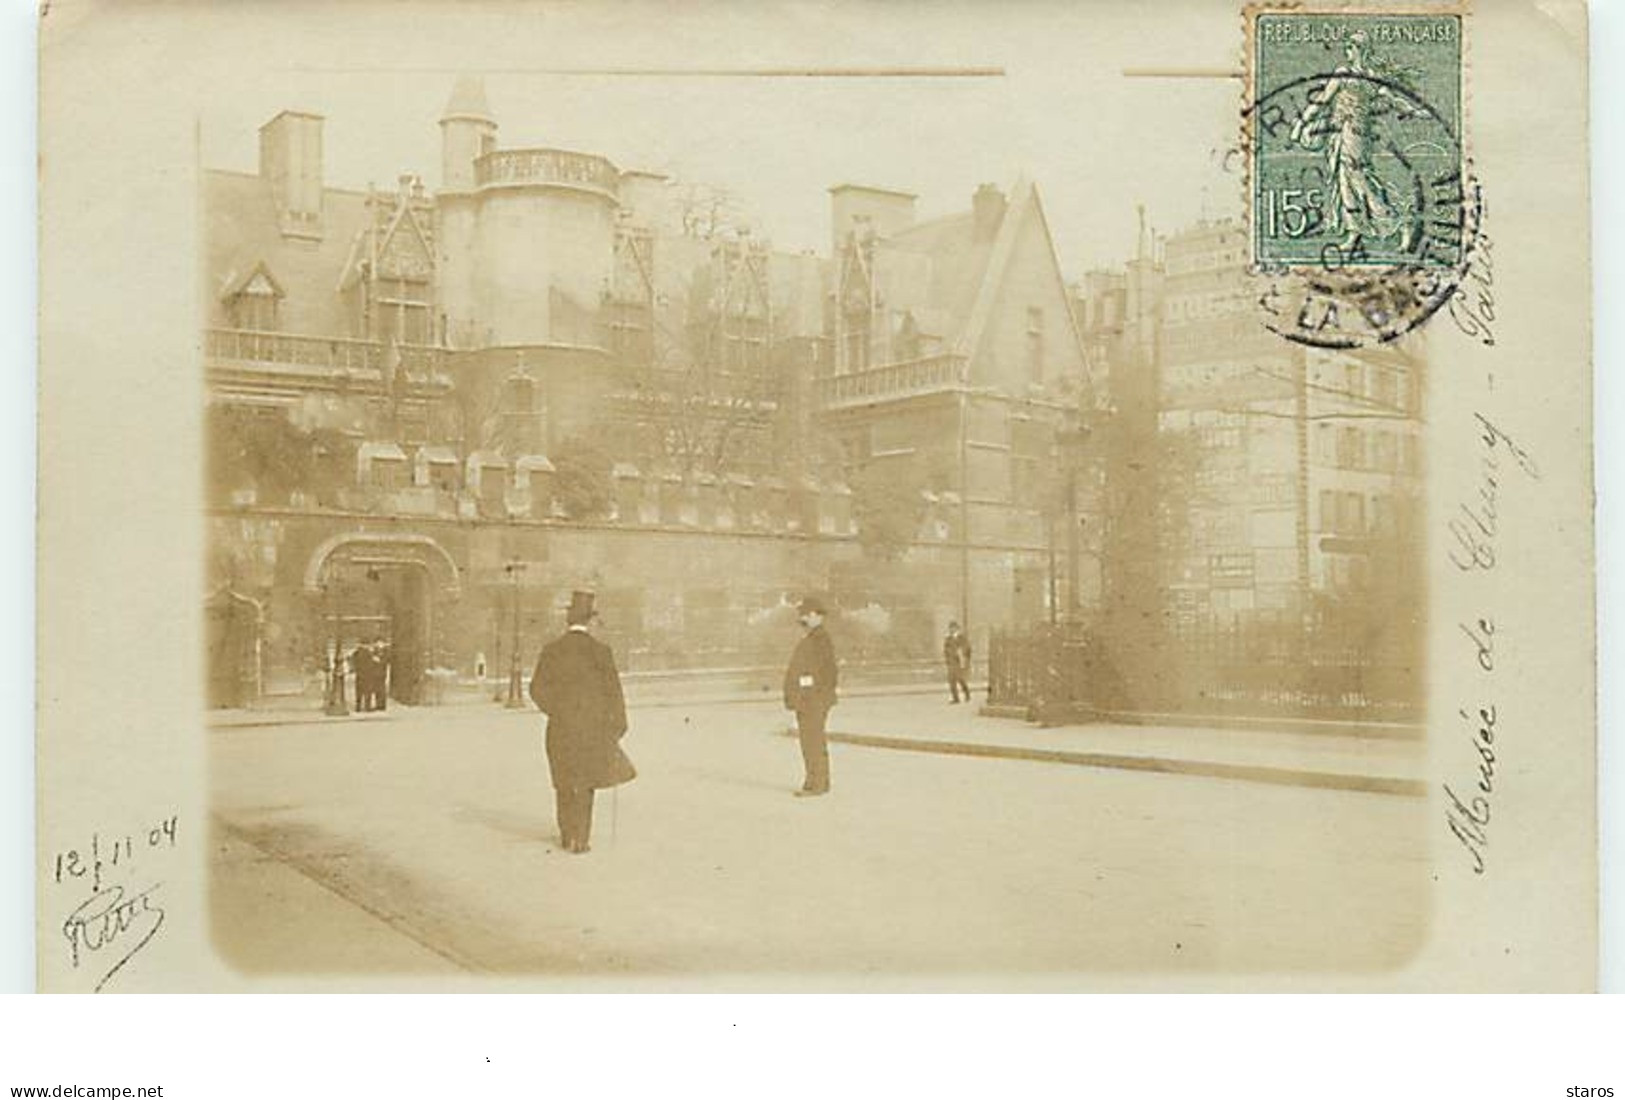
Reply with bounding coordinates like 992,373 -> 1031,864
783,595 -> 838,797
353,642 -> 376,712
373,641 -> 390,711
529,591 -> 635,854
944,620 -> 972,704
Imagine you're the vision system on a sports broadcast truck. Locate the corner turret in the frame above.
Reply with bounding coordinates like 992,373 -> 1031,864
439,75 -> 497,193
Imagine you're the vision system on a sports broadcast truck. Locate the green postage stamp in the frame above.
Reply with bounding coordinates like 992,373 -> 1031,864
1250,9 -> 1464,270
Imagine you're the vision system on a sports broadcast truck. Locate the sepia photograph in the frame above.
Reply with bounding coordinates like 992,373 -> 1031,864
35,0 -> 1597,991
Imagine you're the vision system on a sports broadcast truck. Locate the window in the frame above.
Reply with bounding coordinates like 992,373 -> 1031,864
226,266 -> 283,331
1371,494 -> 1394,536
1373,367 -> 1400,410
1337,426 -> 1362,469
1401,434 -> 1420,475
229,289 -> 278,331
1315,421 -> 1334,464
1343,491 -> 1365,534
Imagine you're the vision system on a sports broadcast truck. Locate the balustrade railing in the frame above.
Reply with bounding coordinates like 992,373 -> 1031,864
474,148 -> 620,195
206,329 -> 446,375
814,354 -> 968,408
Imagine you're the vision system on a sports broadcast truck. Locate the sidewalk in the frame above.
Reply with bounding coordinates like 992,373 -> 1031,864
824,694 -> 1425,797
210,688 -> 1425,798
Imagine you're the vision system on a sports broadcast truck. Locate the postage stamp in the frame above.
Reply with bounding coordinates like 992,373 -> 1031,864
1251,10 -> 1463,268
1246,8 -> 1478,347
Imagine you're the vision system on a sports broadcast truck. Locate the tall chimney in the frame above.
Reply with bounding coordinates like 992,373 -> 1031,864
828,184 -> 917,255
259,110 -> 325,240
972,184 -> 1006,242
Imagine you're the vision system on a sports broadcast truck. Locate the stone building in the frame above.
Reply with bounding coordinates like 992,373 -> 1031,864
816,179 -> 1097,633
1074,216 -> 1424,711
203,79 -> 1096,705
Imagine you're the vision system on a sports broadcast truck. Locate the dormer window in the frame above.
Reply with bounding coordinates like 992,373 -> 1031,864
222,263 -> 285,332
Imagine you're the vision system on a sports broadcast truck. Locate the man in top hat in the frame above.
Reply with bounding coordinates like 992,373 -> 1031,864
943,620 -> 972,704
782,595 -> 839,797
529,590 -> 635,854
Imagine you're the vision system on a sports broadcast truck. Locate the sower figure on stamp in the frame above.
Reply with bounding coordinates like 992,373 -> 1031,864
783,596 -> 838,798
943,620 -> 972,704
529,590 -> 635,854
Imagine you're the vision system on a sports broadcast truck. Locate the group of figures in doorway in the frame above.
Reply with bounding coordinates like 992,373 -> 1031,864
526,591 -> 978,854
350,640 -> 392,712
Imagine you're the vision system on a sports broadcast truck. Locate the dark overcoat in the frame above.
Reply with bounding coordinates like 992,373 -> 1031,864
352,647 -> 375,693
783,625 -> 839,712
529,629 -> 633,791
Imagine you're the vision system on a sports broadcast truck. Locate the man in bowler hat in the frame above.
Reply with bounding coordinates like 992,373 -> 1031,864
783,596 -> 838,797
529,590 -> 635,853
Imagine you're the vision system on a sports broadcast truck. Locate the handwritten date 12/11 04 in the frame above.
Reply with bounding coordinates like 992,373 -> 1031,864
53,815 -> 177,893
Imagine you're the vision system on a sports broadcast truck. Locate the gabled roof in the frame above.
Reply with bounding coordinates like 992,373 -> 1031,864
204,169 -> 372,335
951,180 -> 1031,358
336,192 -> 436,292
376,200 -> 435,279
219,259 -> 286,301
869,178 -> 1090,394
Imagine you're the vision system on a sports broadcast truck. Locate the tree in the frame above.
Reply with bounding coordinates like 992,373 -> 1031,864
675,182 -> 751,241
615,243 -> 780,478
550,435 -> 615,520
848,458 -> 929,562
1084,402 -> 1202,707
207,405 -> 317,505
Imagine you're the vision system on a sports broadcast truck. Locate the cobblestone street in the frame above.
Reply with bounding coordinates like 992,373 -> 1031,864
210,695 -> 1429,982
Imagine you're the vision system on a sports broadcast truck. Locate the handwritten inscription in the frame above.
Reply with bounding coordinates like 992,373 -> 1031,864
1442,410 -> 1539,876
62,883 -> 166,993
1446,413 -> 1540,572
1444,698 -> 1498,875
51,813 -> 179,992
1449,234 -> 1496,347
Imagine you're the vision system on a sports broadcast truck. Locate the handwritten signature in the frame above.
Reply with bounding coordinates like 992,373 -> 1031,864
62,882 -> 166,992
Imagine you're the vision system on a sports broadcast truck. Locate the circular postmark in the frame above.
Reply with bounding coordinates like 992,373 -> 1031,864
1247,66 -> 1482,349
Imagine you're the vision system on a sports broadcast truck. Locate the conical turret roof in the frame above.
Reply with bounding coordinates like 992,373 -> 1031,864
441,75 -> 494,125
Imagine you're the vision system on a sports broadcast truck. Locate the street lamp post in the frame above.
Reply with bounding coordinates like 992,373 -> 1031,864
1054,409 -> 1092,623
321,573 -> 349,717
1045,510 -> 1059,627
504,560 -> 528,708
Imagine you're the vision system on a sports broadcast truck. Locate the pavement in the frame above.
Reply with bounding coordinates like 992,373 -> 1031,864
212,687 -> 1424,797
209,698 -> 1430,982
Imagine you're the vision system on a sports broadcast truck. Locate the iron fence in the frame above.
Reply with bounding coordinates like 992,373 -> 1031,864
988,618 -> 1421,723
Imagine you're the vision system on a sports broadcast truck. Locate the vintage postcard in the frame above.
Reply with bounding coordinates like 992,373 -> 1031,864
36,0 -> 1595,990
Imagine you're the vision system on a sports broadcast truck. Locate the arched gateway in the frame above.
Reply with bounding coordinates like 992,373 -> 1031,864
303,533 -> 462,706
